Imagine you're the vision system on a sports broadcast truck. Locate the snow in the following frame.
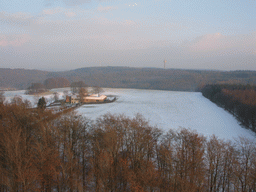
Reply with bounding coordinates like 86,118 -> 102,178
3,88 -> 256,141
3,89 -> 68,107
76,88 -> 256,141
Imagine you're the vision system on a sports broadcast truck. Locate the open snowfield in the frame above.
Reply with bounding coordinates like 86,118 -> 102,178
4,88 -> 256,141
76,88 -> 256,140
3,88 -> 67,107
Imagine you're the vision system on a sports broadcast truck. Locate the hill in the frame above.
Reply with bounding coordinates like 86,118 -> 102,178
0,68 -> 49,90
1,67 -> 256,91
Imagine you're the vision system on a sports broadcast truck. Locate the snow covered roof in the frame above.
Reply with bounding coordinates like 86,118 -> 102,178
90,94 -> 99,97
85,94 -> 107,100
71,95 -> 79,99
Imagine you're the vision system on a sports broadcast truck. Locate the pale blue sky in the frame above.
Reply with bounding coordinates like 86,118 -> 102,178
0,0 -> 255,71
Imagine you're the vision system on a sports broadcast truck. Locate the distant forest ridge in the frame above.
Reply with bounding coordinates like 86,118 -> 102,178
1,67 -> 256,91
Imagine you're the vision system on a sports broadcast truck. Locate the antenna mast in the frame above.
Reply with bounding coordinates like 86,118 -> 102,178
164,59 -> 167,69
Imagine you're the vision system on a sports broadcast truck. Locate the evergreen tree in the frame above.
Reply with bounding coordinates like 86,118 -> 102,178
0,90 -> 4,104
38,97 -> 46,110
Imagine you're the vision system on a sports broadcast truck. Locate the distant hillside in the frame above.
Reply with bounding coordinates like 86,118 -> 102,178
0,68 -> 49,90
1,67 -> 256,91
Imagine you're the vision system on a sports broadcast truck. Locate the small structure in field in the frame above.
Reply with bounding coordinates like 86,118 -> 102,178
66,94 -> 107,104
65,95 -> 71,103
83,94 -> 107,103
66,95 -> 80,104
71,95 -> 80,104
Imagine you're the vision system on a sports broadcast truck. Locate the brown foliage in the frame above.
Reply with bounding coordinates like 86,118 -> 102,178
0,90 -> 5,104
1,101 -> 256,191
222,89 -> 256,106
44,77 -> 70,89
0,100 -> 60,191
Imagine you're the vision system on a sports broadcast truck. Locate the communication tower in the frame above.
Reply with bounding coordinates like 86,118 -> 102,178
164,59 -> 167,69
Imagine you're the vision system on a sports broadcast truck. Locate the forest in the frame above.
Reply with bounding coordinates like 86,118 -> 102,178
1,67 -> 256,92
1,94 -> 256,192
201,84 -> 256,133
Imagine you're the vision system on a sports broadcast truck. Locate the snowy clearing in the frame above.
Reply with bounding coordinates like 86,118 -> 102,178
4,88 -> 255,141
76,88 -> 256,141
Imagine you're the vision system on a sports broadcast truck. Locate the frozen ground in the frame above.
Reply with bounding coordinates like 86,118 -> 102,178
76,88 -> 256,141
4,88 -> 256,141
3,88 -> 69,107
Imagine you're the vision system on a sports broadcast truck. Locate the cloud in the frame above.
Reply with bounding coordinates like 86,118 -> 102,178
0,7 -> 189,51
0,11 -> 34,27
62,0 -> 91,6
17,14 -> 157,50
187,32 -> 256,55
1,6 -> 255,71
0,34 -> 30,47
65,11 -> 77,17
44,0 -> 91,6
189,33 -> 225,52
97,5 -> 117,12
1,8 -> 255,55
44,0 -> 117,6
43,7 -> 77,17
43,7 -> 64,15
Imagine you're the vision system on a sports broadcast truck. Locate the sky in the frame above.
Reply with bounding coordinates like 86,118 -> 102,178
0,0 -> 255,71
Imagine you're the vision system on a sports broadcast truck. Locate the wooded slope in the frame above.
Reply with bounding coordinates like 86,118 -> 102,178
201,84 -> 256,132
1,67 -> 256,91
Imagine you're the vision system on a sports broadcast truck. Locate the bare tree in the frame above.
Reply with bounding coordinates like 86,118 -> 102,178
91,114 -> 162,191
234,137 -> 256,191
27,83 -> 46,94
1,101 -> 256,192
71,81 -> 87,94
79,87 -> 88,103
206,136 -> 226,192
63,90 -> 69,97
172,128 -> 206,192
92,86 -> 103,95
53,92 -> 59,102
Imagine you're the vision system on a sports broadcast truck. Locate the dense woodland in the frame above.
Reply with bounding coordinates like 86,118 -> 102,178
44,78 -> 70,89
26,78 -> 71,94
1,67 -> 256,91
201,84 -> 256,133
1,95 -> 256,191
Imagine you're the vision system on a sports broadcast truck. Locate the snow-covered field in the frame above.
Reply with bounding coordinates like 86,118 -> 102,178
4,88 -> 256,140
4,88 -> 67,107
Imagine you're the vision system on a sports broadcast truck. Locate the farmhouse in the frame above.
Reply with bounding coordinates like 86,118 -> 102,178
71,95 -> 80,104
65,96 -> 71,103
83,94 -> 107,103
66,94 -> 107,104
66,95 -> 79,104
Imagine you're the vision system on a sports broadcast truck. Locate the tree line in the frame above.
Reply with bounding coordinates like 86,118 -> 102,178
201,84 -> 256,133
26,78 -> 70,94
3,67 -> 256,91
26,79 -> 102,98
1,96 -> 256,191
